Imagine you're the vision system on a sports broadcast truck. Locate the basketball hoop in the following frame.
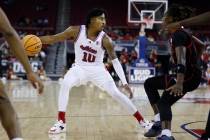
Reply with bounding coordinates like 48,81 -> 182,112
142,18 -> 154,29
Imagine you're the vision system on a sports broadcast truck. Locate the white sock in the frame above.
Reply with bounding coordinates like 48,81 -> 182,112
139,120 -> 147,128
161,129 -> 171,137
12,138 -> 23,140
154,113 -> 160,122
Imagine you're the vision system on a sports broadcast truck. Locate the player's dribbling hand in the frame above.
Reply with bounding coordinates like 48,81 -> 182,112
123,84 -> 133,99
166,83 -> 183,97
26,72 -> 44,94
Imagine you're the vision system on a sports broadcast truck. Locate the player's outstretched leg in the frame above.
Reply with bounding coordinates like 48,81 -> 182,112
0,82 -> 22,139
101,81 -> 152,130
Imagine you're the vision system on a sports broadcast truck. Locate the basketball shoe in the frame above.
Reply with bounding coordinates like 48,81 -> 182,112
198,138 -> 210,140
48,120 -> 66,134
156,135 -> 175,140
199,133 -> 210,140
144,121 -> 162,137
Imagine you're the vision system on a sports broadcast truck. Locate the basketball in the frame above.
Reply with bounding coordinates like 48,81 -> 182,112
22,35 -> 42,56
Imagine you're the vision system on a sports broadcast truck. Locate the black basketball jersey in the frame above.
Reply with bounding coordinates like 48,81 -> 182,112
170,29 -> 198,72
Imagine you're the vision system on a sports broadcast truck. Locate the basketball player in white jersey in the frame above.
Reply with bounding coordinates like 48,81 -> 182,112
40,8 -> 152,134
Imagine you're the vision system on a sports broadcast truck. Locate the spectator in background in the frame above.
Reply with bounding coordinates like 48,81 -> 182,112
123,32 -> 133,41
106,26 -> 119,40
148,48 -> 162,75
43,18 -> 49,27
206,62 -> 210,85
35,3 -> 47,12
148,49 -> 157,64
129,49 -> 138,66
38,50 -> 46,66
200,53 -> 208,87
6,65 -> 19,80
119,48 -> 129,80
37,65 -> 49,81
147,35 -> 155,42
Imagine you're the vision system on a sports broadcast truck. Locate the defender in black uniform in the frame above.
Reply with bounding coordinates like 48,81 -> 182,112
166,10 -> 210,140
143,5 -> 203,140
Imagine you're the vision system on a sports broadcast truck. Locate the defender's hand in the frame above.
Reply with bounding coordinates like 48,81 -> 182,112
123,84 -> 133,99
26,72 -> 44,94
166,83 -> 183,97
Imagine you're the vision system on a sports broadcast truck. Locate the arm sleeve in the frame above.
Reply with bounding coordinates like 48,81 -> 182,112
111,58 -> 128,85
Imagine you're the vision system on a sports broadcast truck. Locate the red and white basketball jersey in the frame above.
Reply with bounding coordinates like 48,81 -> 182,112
74,25 -> 105,66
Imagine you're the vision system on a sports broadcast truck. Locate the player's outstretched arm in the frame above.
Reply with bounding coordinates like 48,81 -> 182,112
39,26 -> 80,45
180,11 -> 210,26
0,7 -> 44,94
103,35 -> 133,98
167,11 -> 210,30
166,46 -> 186,97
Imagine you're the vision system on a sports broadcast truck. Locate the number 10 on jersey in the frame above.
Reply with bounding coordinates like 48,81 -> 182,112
82,52 -> 96,62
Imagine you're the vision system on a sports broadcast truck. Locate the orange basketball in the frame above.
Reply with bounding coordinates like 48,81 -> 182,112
22,35 -> 42,56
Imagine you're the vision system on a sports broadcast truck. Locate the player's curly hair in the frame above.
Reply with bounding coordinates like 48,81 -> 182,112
165,4 -> 195,22
85,8 -> 107,28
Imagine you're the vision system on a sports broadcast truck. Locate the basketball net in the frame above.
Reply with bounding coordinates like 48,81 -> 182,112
142,18 -> 154,29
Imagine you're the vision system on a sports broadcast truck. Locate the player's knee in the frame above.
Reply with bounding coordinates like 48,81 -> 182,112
144,78 -> 152,90
61,78 -> 73,89
0,91 -> 10,104
158,99 -> 168,109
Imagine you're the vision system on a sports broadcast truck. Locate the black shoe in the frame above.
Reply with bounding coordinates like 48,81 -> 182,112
199,133 -> 210,140
198,138 -> 209,140
144,121 -> 161,137
156,135 -> 175,140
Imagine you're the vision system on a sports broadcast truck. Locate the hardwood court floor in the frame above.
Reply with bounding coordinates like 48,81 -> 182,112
0,80 -> 209,140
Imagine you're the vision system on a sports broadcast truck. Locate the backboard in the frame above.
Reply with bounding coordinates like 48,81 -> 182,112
128,0 -> 168,25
